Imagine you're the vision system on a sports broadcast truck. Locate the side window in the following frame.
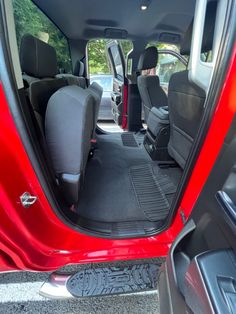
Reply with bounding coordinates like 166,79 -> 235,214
144,43 -> 187,94
13,0 -> 72,73
157,53 -> 186,94
87,39 -> 132,92
88,39 -> 113,92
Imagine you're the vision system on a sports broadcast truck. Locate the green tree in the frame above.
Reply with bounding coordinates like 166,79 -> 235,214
13,0 -> 72,72
88,39 -> 133,74
88,40 -> 110,74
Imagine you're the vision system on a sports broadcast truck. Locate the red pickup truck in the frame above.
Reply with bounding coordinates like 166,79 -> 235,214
0,0 -> 235,312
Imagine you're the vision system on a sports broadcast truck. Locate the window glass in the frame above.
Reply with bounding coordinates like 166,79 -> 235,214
144,43 -> 187,94
13,0 -> 72,73
110,45 -> 124,79
157,53 -> 186,93
200,51 -> 213,63
200,2 -> 217,63
87,39 -> 133,88
90,75 -> 113,92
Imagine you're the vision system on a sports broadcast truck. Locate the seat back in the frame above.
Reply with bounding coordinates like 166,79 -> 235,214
57,59 -> 103,138
45,86 -> 94,205
87,82 -> 103,138
20,34 -> 67,133
56,60 -> 87,89
137,46 -> 167,122
168,71 -> 205,168
168,1 -> 217,169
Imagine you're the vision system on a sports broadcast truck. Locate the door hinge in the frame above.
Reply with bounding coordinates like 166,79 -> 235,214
180,210 -> 187,225
20,192 -> 37,208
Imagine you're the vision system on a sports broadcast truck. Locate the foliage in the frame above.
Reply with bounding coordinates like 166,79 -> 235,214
13,0 -> 72,72
88,39 -> 133,74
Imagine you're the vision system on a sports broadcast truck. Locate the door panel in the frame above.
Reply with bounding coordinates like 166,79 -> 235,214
158,0 -> 236,303
107,41 -> 127,128
98,91 -> 113,120
159,117 -> 236,313
111,78 -> 124,126
90,75 -> 113,120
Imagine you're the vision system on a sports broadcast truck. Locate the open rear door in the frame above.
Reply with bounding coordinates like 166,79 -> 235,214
159,117 -> 236,314
159,0 -> 236,314
158,0 -> 236,309
106,41 -> 128,129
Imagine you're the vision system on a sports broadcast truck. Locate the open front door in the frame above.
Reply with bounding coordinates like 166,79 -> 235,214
106,41 -> 128,129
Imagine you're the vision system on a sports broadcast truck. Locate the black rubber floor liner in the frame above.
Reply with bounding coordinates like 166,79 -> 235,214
121,133 -> 138,147
66,263 -> 158,297
130,164 -> 175,221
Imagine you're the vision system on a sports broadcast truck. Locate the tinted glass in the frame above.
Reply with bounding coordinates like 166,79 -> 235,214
110,45 -> 123,79
13,0 -> 72,73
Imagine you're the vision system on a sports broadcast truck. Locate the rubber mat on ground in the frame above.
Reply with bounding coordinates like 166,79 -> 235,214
121,133 -> 138,147
130,164 -> 173,221
66,263 -> 158,297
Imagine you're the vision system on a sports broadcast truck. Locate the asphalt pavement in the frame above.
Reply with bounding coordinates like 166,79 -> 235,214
0,258 -> 162,314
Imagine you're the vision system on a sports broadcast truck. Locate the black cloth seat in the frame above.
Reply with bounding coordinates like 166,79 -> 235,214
56,60 -> 87,89
167,1 -> 217,169
137,46 -> 168,123
57,60 -> 103,139
20,34 -> 67,133
45,85 -> 94,205
87,82 -> 103,138
20,34 -> 95,204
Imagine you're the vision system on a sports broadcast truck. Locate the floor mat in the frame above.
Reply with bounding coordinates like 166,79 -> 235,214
77,133 -> 182,225
121,133 -> 139,147
130,164 -> 175,221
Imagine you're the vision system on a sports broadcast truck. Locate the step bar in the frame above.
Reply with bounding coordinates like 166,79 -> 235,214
40,263 -> 159,299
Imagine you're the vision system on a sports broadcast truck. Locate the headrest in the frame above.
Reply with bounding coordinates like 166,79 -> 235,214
180,1 -> 217,55
20,34 -> 57,78
73,60 -> 85,77
137,47 -> 158,71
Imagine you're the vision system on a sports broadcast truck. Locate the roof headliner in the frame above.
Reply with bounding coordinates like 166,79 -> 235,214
32,0 -> 196,43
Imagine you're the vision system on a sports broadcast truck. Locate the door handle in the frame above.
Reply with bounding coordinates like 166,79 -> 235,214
111,93 -> 121,103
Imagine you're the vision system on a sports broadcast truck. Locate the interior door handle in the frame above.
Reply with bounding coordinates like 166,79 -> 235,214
111,93 -> 121,103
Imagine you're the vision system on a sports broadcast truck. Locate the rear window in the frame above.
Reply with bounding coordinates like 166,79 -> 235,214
13,0 -> 72,73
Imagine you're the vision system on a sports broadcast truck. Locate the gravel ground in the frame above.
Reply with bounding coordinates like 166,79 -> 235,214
0,258 -> 163,314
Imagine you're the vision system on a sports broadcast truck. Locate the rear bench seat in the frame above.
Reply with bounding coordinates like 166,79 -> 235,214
20,34 -> 67,133
20,34 -> 100,204
57,60 -> 103,138
45,85 -> 94,204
